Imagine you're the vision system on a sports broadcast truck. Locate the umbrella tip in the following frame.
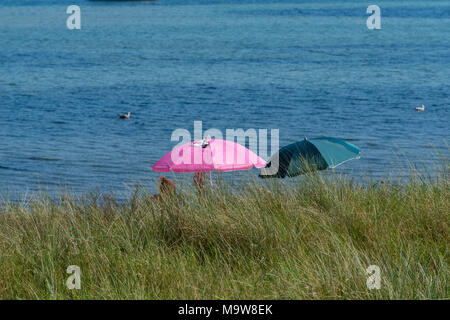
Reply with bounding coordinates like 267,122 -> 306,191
202,135 -> 211,148
304,136 -> 308,140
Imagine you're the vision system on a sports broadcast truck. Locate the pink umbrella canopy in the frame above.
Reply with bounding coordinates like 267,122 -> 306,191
152,138 -> 266,173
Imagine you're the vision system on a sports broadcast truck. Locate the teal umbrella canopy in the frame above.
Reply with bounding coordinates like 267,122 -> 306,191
259,137 -> 360,178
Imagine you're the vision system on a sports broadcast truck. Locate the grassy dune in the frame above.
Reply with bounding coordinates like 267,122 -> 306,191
0,168 -> 448,299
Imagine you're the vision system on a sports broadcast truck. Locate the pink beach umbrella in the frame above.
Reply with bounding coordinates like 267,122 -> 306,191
152,138 -> 266,176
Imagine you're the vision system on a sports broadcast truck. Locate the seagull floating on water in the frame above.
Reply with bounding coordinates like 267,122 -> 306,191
118,112 -> 131,119
415,104 -> 425,112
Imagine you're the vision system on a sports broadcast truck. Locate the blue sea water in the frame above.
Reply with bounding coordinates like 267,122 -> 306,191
0,0 -> 449,198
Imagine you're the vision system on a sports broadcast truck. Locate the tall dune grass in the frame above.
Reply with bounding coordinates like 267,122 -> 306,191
0,165 -> 448,299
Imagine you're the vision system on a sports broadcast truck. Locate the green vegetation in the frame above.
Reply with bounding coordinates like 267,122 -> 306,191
0,166 -> 448,299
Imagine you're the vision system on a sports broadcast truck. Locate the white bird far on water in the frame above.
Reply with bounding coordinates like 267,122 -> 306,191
415,104 -> 425,111
118,112 -> 131,119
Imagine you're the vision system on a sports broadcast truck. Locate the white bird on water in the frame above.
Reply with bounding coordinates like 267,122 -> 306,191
118,112 -> 131,119
415,104 -> 425,111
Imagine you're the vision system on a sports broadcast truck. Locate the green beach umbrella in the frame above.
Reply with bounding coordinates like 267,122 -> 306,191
259,137 -> 360,178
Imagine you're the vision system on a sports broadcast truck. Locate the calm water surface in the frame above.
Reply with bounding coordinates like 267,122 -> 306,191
0,0 -> 449,198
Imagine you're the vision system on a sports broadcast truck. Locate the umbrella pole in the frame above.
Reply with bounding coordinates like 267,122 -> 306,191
209,171 -> 213,187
